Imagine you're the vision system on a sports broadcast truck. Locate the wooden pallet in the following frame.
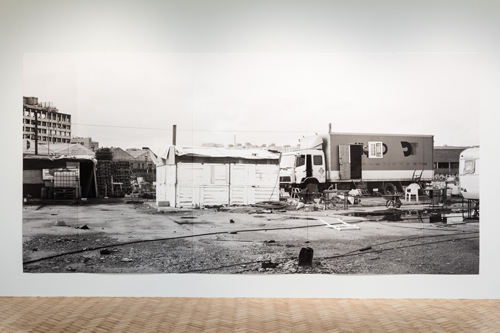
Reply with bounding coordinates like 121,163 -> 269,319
53,187 -> 76,200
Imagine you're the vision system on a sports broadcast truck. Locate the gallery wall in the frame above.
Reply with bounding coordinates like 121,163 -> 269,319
1,0 -> 499,298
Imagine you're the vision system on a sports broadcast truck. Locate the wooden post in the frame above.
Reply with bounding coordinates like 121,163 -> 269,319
172,125 -> 177,146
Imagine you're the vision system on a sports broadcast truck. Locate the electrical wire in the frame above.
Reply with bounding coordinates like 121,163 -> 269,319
72,122 -> 320,134
23,213 -> 478,266
181,232 -> 479,274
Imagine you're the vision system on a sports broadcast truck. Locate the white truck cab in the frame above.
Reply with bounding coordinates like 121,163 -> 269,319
279,149 -> 326,188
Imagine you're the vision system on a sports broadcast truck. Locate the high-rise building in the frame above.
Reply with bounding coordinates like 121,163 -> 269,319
22,96 -> 72,144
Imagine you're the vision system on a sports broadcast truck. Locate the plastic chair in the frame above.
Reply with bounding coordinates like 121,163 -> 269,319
291,188 -> 301,199
405,183 -> 420,202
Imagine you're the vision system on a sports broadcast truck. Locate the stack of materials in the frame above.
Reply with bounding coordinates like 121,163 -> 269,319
95,148 -> 113,161
95,148 -> 132,197
96,160 -> 112,197
111,161 -> 132,194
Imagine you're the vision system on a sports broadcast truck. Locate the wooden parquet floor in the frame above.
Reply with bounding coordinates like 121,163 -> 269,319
1,297 -> 499,332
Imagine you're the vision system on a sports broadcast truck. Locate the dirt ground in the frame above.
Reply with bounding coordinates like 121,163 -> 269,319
22,197 -> 479,275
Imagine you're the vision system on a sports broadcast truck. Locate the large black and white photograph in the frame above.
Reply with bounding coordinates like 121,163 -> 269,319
22,52 -> 479,274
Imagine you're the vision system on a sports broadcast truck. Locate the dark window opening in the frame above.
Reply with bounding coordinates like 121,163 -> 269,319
437,162 -> 449,169
296,155 -> 305,167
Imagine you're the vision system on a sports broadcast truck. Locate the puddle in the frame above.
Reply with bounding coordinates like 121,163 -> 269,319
286,216 -> 317,220
346,209 -> 423,222
174,220 -> 212,225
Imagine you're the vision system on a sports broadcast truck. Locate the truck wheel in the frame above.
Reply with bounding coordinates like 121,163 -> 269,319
383,182 -> 397,195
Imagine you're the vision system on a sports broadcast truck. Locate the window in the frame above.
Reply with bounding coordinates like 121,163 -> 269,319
296,155 -> 305,167
313,155 -> 323,165
437,162 -> 449,169
450,162 -> 459,169
463,160 -> 475,174
368,141 -> 383,158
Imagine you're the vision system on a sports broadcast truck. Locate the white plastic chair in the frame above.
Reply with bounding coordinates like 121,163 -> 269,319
405,183 -> 420,201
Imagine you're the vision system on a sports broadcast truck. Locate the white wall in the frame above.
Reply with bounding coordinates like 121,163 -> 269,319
1,0 -> 499,298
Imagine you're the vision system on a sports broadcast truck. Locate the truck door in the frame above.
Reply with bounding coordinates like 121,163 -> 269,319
339,144 -> 362,180
306,155 -> 313,178
339,145 -> 351,179
295,154 -> 307,182
312,153 -> 326,183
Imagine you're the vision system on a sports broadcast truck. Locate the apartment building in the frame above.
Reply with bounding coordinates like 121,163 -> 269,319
22,96 -> 71,144
70,137 -> 99,152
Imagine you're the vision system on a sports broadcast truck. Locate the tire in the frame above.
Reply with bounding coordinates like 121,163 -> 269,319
383,182 -> 397,195
386,200 -> 394,208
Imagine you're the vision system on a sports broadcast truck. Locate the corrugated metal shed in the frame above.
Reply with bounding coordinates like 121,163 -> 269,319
41,143 -> 96,157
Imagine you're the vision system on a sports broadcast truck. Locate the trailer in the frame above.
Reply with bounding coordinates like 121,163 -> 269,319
279,128 -> 434,195
459,147 -> 479,201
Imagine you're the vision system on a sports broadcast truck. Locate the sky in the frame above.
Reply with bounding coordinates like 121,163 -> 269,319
23,52 -> 479,151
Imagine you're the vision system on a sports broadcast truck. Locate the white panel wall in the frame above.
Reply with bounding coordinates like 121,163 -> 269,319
175,163 -> 230,207
156,165 -> 176,206
201,186 -> 229,206
229,164 -> 280,204
230,186 -> 249,205
157,163 -> 279,207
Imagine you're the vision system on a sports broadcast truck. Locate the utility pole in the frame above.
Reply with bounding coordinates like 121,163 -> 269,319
34,111 -> 39,155
172,125 -> 177,146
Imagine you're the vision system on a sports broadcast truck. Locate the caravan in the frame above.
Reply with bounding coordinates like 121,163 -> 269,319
459,147 -> 479,200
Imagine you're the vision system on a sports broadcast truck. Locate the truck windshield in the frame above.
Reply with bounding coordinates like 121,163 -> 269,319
280,155 -> 296,168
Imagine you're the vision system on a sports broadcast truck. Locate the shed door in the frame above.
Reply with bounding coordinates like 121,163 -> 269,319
339,145 -> 351,179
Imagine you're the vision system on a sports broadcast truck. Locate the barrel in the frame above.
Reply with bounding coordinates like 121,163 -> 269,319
41,187 -> 48,199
